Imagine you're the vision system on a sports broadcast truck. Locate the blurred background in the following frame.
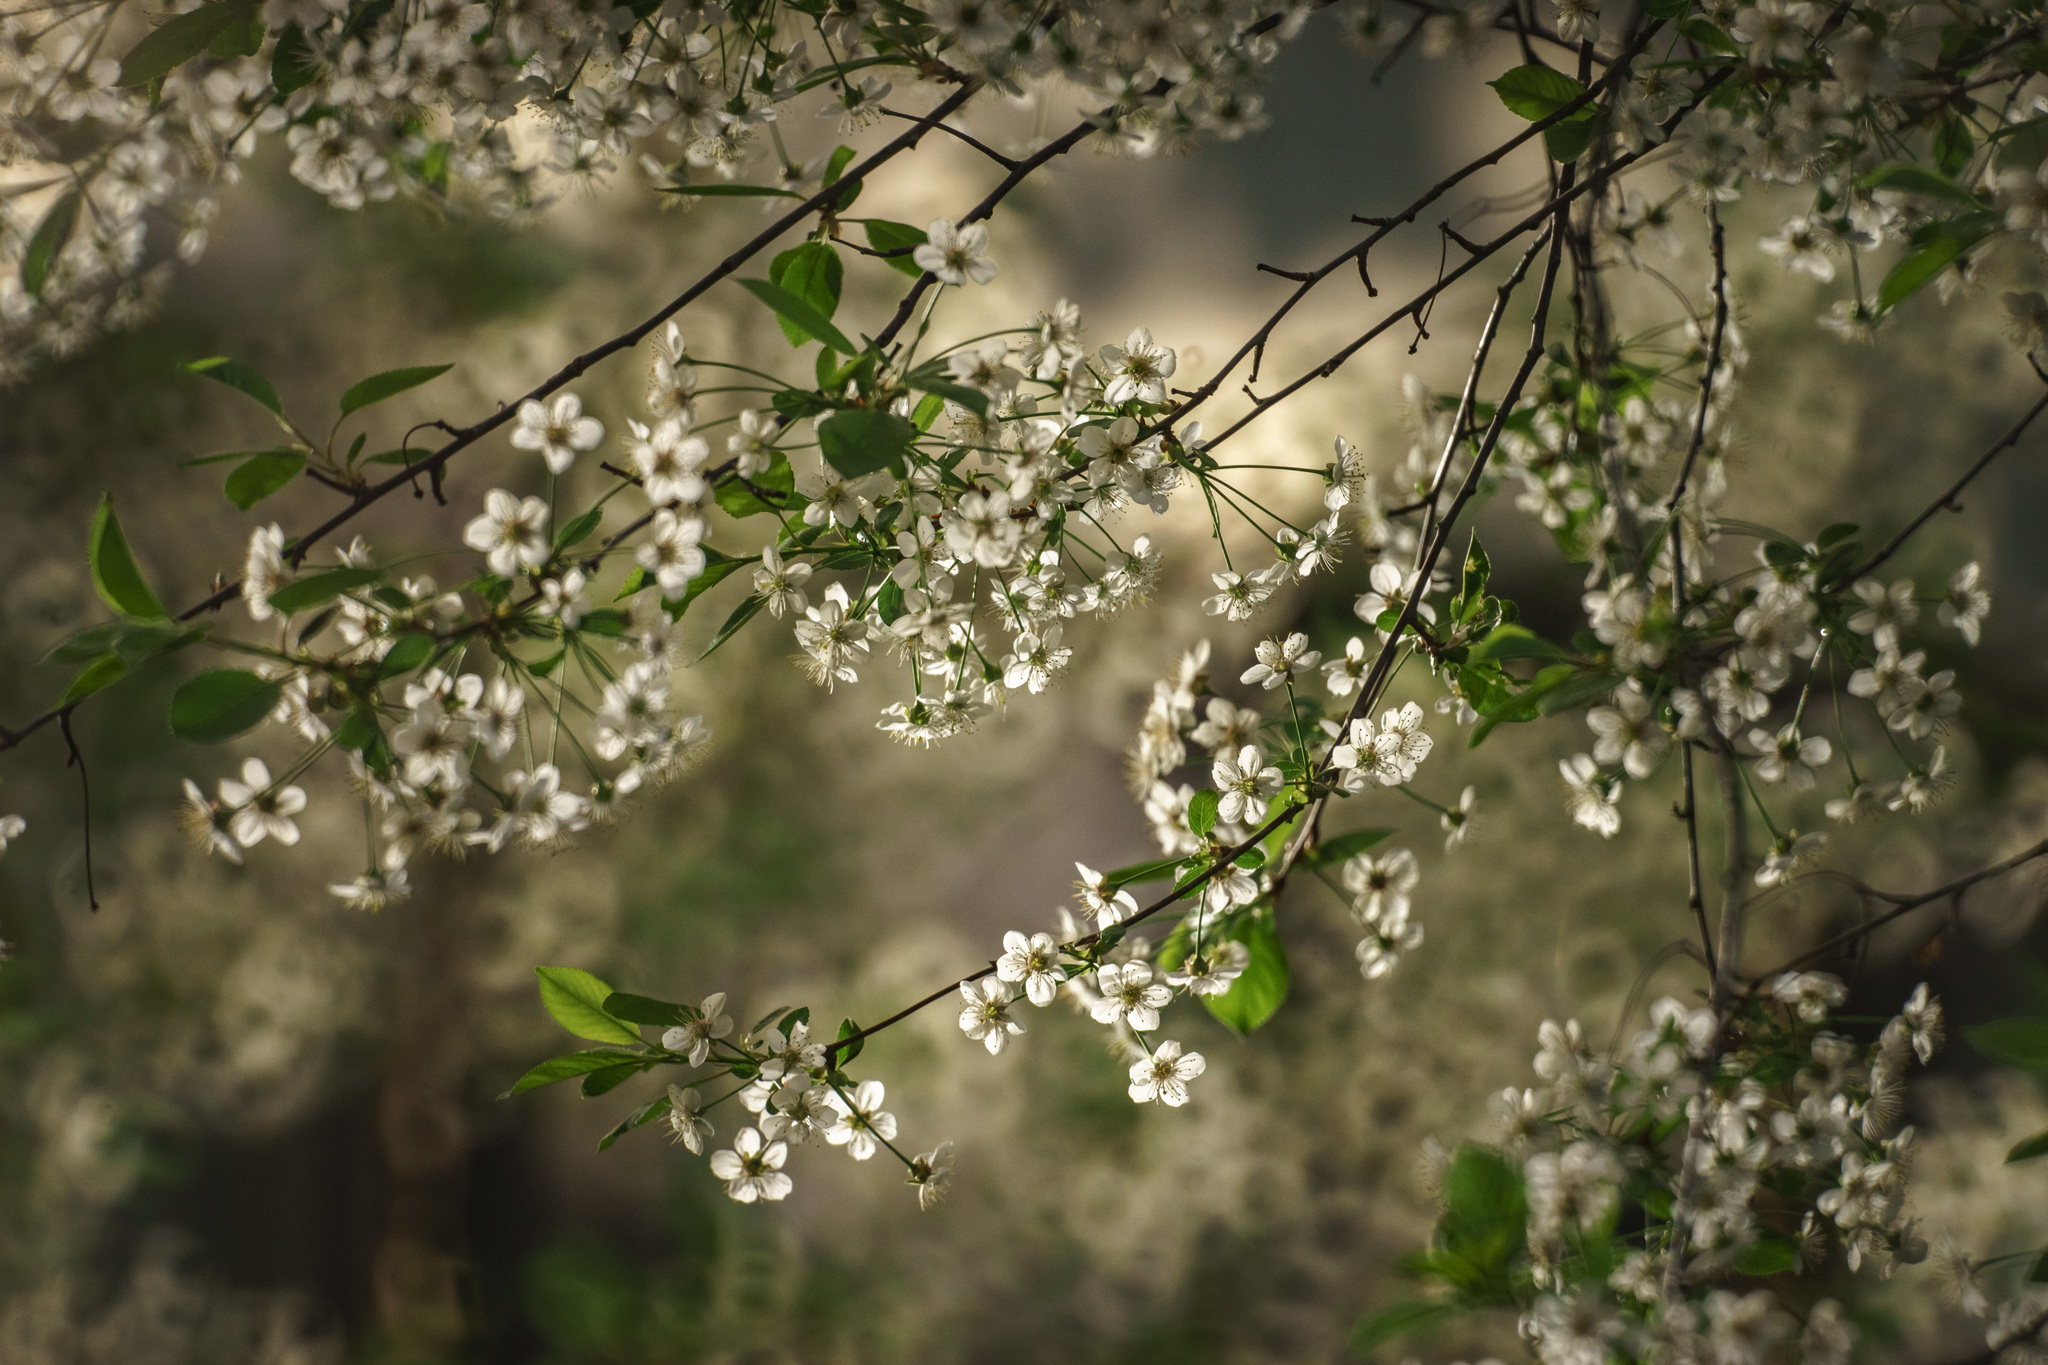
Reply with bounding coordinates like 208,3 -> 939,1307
5,13 -> 2048,1362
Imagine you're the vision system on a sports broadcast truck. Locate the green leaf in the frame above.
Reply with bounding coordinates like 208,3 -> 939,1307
2009,1129 -> 2048,1163
1202,915 -> 1289,1035
22,190 -> 79,300
1859,164 -> 1982,207
736,277 -> 857,355
88,496 -> 168,620
1307,828 -> 1394,866
876,577 -> 906,624
1877,237 -> 1965,315
554,505 -> 605,550
817,408 -> 915,478
536,967 -> 643,1045
1188,788 -> 1220,837
42,619 -> 195,667
375,631 -> 437,679
1534,669 -> 1624,717
864,219 -> 929,277
1488,65 -> 1591,123
613,567 -> 651,601
333,710 -> 381,752
271,22 -> 318,92
904,362 -> 991,418
208,11 -> 263,57
338,364 -> 454,416
699,593 -> 766,663
1640,0 -> 1689,17
597,1094 -> 674,1151
1544,120 -> 1594,163
1935,115 -> 1975,177
223,451 -> 306,509
2032,1248 -> 2048,1284
1733,1233 -> 1801,1276
660,183 -> 803,198
501,1049 -> 642,1096
767,242 -> 844,348
187,356 -> 284,417
117,1 -> 240,86
836,1017 -> 864,1065
1437,1144 -> 1527,1290
263,567 -> 381,615
822,145 -> 858,186
1468,624 -> 1568,663
1967,1018 -> 2048,1070
911,392 -> 945,431
665,554 -> 745,620
1459,533 -> 1490,604
1676,16 -> 1740,51
1105,856 -> 1184,888
716,453 -> 796,518
603,991 -> 686,1026
168,669 -> 282,743
581,1060 -> 653,1097
58,654 -> 128,707
1349,1299 -> 1459,1355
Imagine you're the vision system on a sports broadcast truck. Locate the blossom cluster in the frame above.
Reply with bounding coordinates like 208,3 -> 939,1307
0,0 -> 1303,373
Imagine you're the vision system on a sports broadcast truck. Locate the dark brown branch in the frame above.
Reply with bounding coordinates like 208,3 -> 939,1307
870,111 -> 1101,351
60,711 -> 97,911
0,80 -> 988,759
1841,383 -> 2048,585
878,105 -> 1019,170
1665,202 -> 1726,611
1155,20 -> 1673,440
1761,837 -> 2048,977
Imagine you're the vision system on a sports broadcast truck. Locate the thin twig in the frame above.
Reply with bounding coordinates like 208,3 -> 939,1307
59,711 -> 97,910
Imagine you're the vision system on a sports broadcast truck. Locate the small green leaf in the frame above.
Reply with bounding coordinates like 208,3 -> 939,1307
501,1049 -> 642,1096
58,653 -> 128,706
876,577 -> 906,624
88,495 -> 168,620
614,566 -> 651,601
1733,1234 -> 1800,1276
667,554 -> 746,620
186,356 -> 284,416
603,991 -> 686,1026
536,967 -> 643,1045
263,567 -> 382,615
767,241 -> 844,348
554,505 -> 604,550
736,277 -> 857,355
22,191 -> 79,300
1307,828 -> 1395,866
2032,1248 -> 2048,1284
168,668 -> 282,743
863,220 -> 928,277
1859,164 -> 1982,207
338,364 -> 454,416
836,1017 -> 865,1065
1202,915 -> 1289,1035
818,408 -> 915,478
42,619 -> 195,667
715,453 -> 796,518
1488,64 -> 1591,123
1187,789 -> 1221,837
1350,1299 -> 1460,1354
660,183 -> 803,198
1935,116 -> 1975,177
375,632 -> 437,679
271,22 -> 318,92
1105,855 -> 1185,888
223,450 -> 306,509
1468,624 -> 1568,663
118,1 -> 240,86
2009,1130 -> 2048,1163
1967,1018 -> 2048,1071
1639,0 -> 1689,17
581,1060 -> 653,1096
904,364 -> 991,418
597,1094 -> 674,1150
208,11 -> 263,57
698,593 -> 766,662
1544,120 -> 1594,163
1877,237 -> 1965,315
